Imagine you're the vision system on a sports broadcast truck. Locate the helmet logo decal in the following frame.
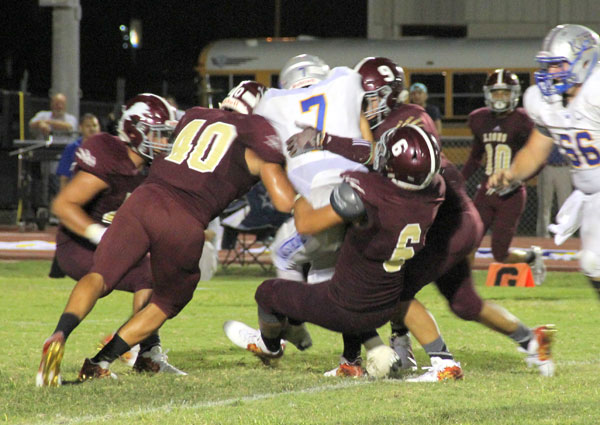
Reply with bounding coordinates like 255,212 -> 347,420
75,148 -> 96,168
377,65 -> 395,82
391,138 -> 408,156
568,33 -> 595,53
123,102 -> 151,121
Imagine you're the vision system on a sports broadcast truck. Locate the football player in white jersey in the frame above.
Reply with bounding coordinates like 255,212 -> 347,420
489,24 -> 600,297
255,55 -> 373,285
224,54 -> 375,353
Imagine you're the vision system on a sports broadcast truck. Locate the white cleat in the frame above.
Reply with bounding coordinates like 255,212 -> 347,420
406,357 -> 464,382
133,346 -> 187,375
518,324 -> 556,377
324,357 -> 365,377
223,320 -> 284,363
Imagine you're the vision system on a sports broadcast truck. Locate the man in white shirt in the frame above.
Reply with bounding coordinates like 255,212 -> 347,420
29,93 -> 78,139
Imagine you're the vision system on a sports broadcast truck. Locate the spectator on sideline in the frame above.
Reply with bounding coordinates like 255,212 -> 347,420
536,144 -> 573,237
28,93 -> 79,219
409,83 -> 442,135
56,113 -> 101,190
29,93 -> 78,139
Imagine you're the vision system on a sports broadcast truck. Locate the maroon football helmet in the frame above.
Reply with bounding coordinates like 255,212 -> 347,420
483,69 -> 521,113
354,57 -> 404,129
118,93 -> 177,161
373,124 -> 441,190
220,80 -> 267,115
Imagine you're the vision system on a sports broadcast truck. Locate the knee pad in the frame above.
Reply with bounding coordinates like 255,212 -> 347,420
579,250 -> 600,278
255,280 -> 276,309
449,285 -> 483,321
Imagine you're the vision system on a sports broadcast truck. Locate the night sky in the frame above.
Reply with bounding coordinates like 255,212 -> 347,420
2,0 -> 367,107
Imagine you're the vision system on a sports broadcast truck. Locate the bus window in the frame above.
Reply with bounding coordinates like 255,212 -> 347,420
452,72 -> 487,116
233,75 -> 254,86
204,75 -> 229,108
204,74 -> 254,108
271,74 -> 280,88
408,73 -> 445,116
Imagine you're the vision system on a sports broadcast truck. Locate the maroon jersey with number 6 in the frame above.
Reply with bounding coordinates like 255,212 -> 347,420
329,170 -> 445,312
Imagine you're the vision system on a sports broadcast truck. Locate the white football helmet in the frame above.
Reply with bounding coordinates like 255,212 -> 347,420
279,54 -> 330,89
535,24 -> 600,96
220,80 -> 266,115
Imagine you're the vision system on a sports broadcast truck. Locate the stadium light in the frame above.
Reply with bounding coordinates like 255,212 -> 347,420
129,19 -> 142,49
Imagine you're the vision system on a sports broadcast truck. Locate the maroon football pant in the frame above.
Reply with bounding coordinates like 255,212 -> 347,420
56,233 -> 152,293
473,184 -> 526,262
91,183 -> 205,318
401,192 -> 485,320
255,278 -> 398,334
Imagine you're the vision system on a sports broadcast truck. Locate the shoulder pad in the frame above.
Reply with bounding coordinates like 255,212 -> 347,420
523,85 -> 545,124
330,181 -> 365,221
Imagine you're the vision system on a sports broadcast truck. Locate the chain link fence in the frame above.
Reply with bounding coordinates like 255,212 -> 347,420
442,136 -> 539,236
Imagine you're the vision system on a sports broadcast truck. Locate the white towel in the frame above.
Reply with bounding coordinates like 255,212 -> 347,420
548,189 -> 586,245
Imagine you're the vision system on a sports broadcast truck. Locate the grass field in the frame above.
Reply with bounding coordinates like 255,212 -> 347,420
1,260 -> 599,425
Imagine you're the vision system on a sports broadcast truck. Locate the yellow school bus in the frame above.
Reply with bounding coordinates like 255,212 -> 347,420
196,36 -> 541,136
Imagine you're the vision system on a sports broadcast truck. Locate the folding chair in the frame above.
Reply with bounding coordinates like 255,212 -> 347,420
220,182 -> 290,272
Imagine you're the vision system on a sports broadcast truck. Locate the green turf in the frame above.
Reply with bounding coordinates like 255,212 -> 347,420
1,260 -> 599,424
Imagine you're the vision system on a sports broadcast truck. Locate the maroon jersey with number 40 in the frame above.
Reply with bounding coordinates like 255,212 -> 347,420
146,107 -> 285,223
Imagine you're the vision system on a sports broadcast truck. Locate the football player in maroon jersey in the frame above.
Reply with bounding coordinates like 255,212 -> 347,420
37,81 -> 297,386
51,93 -> 184,375
287,60 -> 556,379
462,69 -> 546,285
224,125 -> 467,382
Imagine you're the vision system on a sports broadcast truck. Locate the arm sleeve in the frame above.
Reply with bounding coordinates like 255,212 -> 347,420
322,134 -> 372,164
239,115 -> 286,165
460,142 -> 484,180
330,181 -> 366,221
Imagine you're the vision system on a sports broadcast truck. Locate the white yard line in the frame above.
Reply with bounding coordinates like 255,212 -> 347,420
41,379 -> 373,425
30,358 -> 600,424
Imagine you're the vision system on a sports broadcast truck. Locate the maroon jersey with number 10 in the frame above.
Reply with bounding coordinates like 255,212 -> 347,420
462,107 -> 533,182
